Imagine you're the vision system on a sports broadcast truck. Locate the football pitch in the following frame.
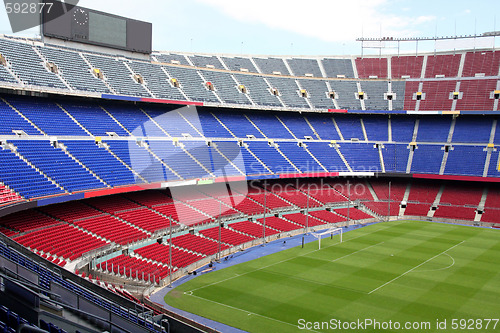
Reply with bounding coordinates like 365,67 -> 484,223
164,221 -> 500,332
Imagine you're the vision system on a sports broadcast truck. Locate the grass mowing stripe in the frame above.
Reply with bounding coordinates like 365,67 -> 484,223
259,269 -> 368,294
189,224 -> 391,294
414,252 -> 455,273
184,292 -> 321,333
368,240 -> 466,294
165,221 -> 500,333
331,241 -> 384,262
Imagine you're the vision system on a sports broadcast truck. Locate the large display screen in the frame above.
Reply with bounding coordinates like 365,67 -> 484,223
89,11 -> 127,48
42,5 -> 152,54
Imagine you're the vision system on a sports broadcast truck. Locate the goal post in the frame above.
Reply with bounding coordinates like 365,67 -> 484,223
311,227 -> 343,249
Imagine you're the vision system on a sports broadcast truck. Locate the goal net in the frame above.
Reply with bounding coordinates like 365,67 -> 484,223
311,227 -> 343,249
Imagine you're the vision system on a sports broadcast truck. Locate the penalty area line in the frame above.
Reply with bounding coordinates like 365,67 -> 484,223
331,241 -> 385,262
190,224 -> 392,294
414,252 -> 455,273
368,240 -> 465,295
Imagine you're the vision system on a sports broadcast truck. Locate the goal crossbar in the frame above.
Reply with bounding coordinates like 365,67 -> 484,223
311,227 -> 342,249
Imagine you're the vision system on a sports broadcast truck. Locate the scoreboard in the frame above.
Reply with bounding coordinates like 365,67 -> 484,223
42,4 -> 152,54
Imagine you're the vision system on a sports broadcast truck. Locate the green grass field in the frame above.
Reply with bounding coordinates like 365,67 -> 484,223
165,221 -> 500,332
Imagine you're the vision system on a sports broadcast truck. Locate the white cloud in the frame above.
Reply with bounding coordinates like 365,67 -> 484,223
195,0 -> 436,41
414,16 -> 437,24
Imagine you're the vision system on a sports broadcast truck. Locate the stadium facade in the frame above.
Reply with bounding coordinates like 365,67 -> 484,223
0,31 -> 499,332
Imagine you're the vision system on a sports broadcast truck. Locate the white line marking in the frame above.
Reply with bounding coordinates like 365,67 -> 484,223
404,232 -> 436,238
368,240 -> 465,294
186,292 -> 321,332
201,242 -> 386,295
415,253 -> 455,273
263,270 -> 368,294
189,224 -> 391,293
189,274 -> 243,293
331,241 -> 385,262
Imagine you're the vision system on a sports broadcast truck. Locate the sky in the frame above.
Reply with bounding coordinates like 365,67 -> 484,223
0,0 -> 498,56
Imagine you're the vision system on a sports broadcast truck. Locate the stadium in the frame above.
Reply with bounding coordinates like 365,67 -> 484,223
0,1 -> 499,332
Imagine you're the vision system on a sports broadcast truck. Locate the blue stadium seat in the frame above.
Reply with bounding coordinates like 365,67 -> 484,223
299,142 -> 348,172
143,107 -> 202,137
335,115 -> 365,140
338,142 -> 382,172
212,111 -> 264,138
102,104 -> 168,137
382,144 -> 410,173
246,113 -> 294,139
245,141 -> 296,174
147,140 -> 209,180
411,145 -> 444,174
0,99 -> 42,135
444,145 -> 487,176
215,141 -> 269,176
6,96 -> 88,136
61,102 -> 129,136
391,116 -> 415,142
13,141 -> 105,192
452,117 -> 493,143
62,140 -> 137,186
197,111 -> 234,138
277,113 -> 318,139
363,115 -> 389,141
416,117 -> 451,142
305,115 -> 341,141
0,148 -> 64,198
106,140 -> 179,183
277,142 -> 323,173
